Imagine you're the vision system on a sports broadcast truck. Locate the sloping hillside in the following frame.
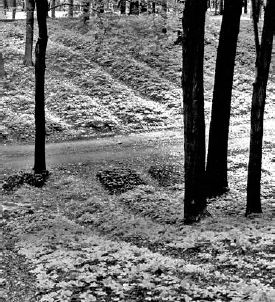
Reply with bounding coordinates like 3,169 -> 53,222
0,15 -> 274,143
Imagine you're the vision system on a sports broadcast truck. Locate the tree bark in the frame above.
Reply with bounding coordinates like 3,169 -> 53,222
206,0 -> 242,197
0,52 -> 6,78
129,0 -> 139,15
246,0 -> 275,215
82,0 -> 90,24
161,0 -> 167,33
51,0 -> 55,18
23,0 -> 35,66
12,0 -> 16,19
68,0 -> 73,18
182,0 -> 207,224
33,0 -> 48,174
120,0 -> 126,14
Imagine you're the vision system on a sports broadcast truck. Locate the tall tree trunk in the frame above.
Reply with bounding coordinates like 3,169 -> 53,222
246,0 -> 275,215
33,0 -> 48,174
182,0 -> 207,224
129,0 -> 139,15
82,0 -> 90,24
3,0 -> 8,14
161,0 -> 167,33
23,0 -> 35,66
152,2 -> 155,14
68,0 -> 73,18
12,0 -> 16,19
120,0 -> 126,14
51,0 -> 55,18
206,0 -> 242,197
0,51 -> 6,78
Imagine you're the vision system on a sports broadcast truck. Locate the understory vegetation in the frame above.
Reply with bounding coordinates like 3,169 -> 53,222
1,13 -> 274,302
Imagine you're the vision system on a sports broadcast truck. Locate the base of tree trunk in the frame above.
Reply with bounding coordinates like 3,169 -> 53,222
205,185 -> 229,198
23,58 -> 34,66
184,208 -> 211,225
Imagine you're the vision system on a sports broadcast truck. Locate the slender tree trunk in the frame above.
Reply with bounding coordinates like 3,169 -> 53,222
0,52 -> 6,78
33,0 -> 48,174
23,0 -> 35,66
246,0 -> 275,215
161,0 -> 167,33
152,2 -> 156,14
68,0 -> 73,17
129,0 -> 139,15
206,0 -> 242,197
82,0 -> 90,24
51,0 -> 55,18
12,0 -> 16,19
182,0 -> 207,224
120,0 -> 126,14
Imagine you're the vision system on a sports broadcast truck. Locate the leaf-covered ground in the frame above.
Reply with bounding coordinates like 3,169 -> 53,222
1,123 -> 274,301
1,14 -> 274,302
1,14 -> 274,143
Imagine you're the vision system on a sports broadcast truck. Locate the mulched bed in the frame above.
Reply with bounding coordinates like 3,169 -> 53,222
148,163 -> 184,186
96,167 -> 146,194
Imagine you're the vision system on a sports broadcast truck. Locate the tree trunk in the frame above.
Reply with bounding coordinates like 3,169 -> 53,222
120,0 -> 126,14
12,0 -> 16,19
0,52 -> 6,78
3,0 -> 8,14
82,0 -> 90,24
33,0 -> 48,174
68,0 -> 73,17
182,0 -> 207,224
206,0 -> 242,197
152,2 -> 155,14
23,0 -> 35,66
51,0 -> 55,18
129,0 -> 139,15
246,0 -> 275,215
161,0 -> 167,33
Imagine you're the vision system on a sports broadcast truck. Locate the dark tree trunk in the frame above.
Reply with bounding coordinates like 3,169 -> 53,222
120,0 -> 126,14
51,0 -> 55,18
3,0 -> 8,14
0,52 -> 6,78
161,0 -> 167,33
68,0 -> 73,17
33,0 -> 48,174
214,0 -> 218,15
98,0 -> 104,13
82,0 -> 90,24
12,0 -> 16,19
152,2 -> 155,14
206,0 -> 242,197
23,0 -> 35,66
243,0 -> 248,14
246,0 -> 275,215
182,0 -> 207,224
129,1 -> 139,15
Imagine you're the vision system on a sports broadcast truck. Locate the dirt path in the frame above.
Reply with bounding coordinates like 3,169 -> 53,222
1,120 -> 274,178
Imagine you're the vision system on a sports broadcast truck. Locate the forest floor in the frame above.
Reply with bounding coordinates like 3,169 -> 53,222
0,14 -> 275,302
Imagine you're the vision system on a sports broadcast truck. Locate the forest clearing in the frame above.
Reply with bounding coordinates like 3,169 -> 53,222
0,3 -> 275,302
